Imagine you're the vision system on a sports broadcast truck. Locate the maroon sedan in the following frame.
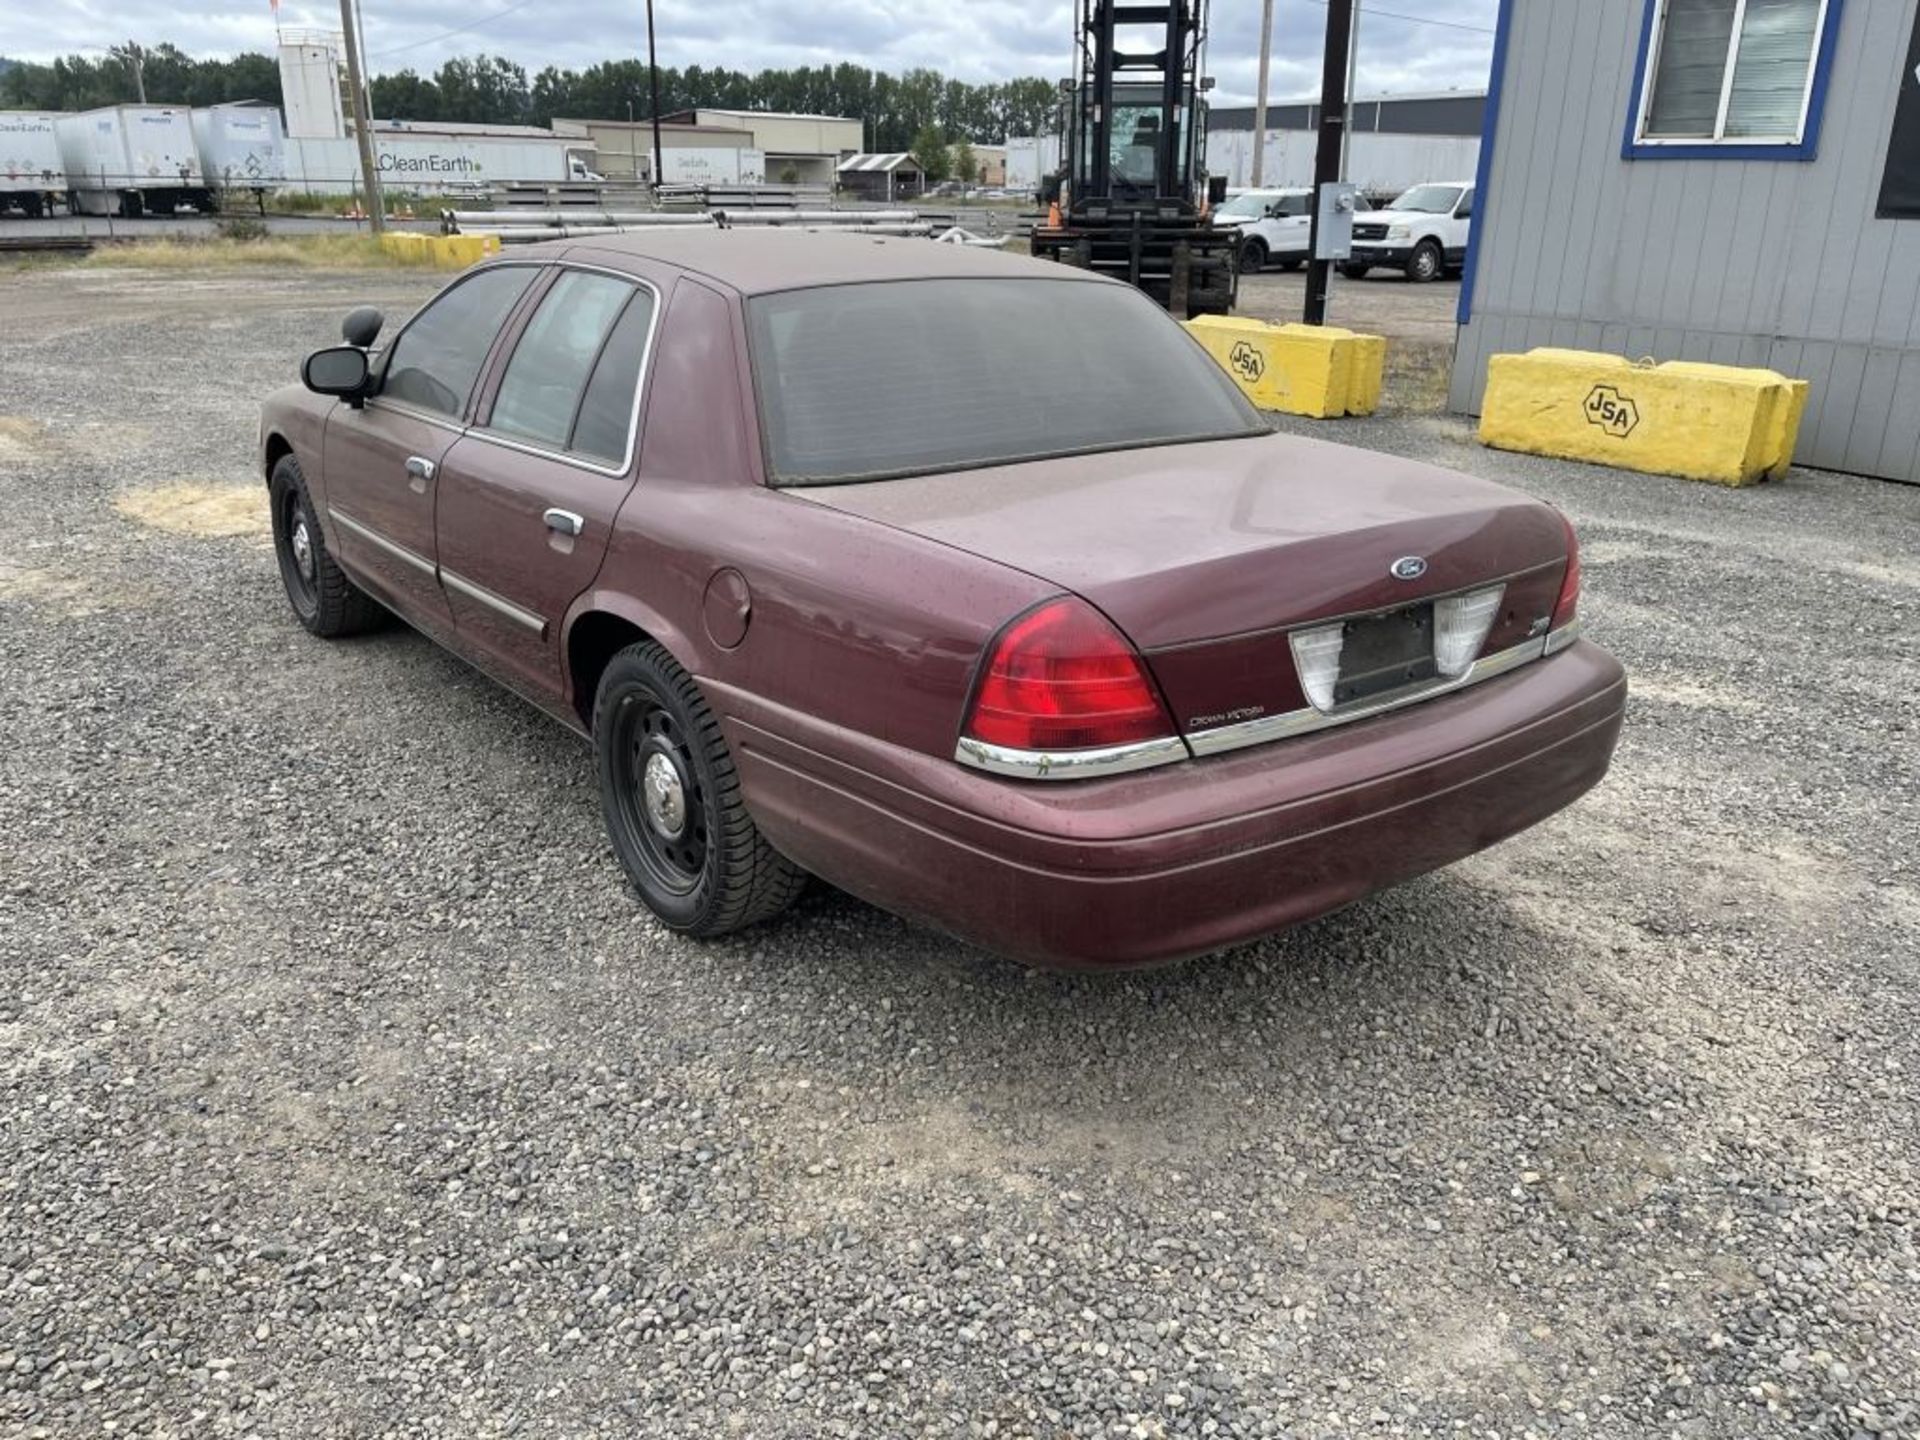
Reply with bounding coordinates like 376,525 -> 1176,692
261,230 -> 1624,968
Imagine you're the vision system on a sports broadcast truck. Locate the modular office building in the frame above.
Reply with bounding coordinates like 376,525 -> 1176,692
1454,0 -> 1920,483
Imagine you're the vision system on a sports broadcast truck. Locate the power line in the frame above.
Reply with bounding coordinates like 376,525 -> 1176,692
1302,0 -> 1495,37
365,0 -> 547,61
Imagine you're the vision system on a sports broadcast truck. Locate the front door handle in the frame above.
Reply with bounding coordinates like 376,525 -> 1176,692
404,455 -> 436,482
544,508 -> 584,537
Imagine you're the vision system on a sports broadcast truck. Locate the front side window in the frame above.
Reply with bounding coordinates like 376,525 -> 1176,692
489,270 -> 652,460
382,266 -> 536,418
1638,0 -> 1829,143
747,278 -> 1265,486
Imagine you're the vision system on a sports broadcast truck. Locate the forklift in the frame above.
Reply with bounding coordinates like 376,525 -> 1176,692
1030,0 -> 1237,318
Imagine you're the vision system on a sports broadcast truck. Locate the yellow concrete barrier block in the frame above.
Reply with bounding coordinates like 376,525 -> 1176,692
1478,348 -> 1810,486
1182,316 -> 1386,418
377,231 -> 432,260
433,233 -> 502,267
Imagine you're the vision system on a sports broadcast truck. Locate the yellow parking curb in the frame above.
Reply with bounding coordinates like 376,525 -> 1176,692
1478,349 -> 1809,486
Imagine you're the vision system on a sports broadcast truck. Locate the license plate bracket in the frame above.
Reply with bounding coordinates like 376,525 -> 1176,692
1335,604 -> 1436,706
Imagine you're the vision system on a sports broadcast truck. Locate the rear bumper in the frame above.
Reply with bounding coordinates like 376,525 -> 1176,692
713,640 -> 1627,969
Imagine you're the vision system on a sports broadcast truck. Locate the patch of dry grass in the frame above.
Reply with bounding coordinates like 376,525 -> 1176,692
86,234 -> 437,271
114,482 -> 269,539
1382,337 -> 1455,414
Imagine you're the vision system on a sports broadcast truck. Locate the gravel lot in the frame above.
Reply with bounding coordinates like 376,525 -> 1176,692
1,262 -> 1916,1440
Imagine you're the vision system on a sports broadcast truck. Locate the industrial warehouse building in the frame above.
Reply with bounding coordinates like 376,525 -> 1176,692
1455,0 -> 1920,484
656,109 -> 862,186
1206,91 -> 1482,195
551,116 -> 759,185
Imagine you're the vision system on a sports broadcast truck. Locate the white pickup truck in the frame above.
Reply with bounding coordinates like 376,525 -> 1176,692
1342,180 -> 1474,283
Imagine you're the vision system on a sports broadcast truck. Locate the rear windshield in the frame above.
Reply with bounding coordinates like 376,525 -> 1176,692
745,278 -> 1266,485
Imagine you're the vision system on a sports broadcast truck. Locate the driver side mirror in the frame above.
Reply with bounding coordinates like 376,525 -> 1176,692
303,345 -> 371,405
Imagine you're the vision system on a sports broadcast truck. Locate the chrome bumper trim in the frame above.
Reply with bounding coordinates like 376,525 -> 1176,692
954,733 -> 1190,781
1542,616 -> 1583,655
1185,632 -> 1557,759
443,567 -> 547,637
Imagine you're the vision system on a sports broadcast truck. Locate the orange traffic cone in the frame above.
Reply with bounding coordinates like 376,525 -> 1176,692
1046,199 -> 1062,229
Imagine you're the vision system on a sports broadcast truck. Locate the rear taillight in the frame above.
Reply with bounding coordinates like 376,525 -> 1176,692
964,597 -> 1175,752
1546,513 -> 1581,652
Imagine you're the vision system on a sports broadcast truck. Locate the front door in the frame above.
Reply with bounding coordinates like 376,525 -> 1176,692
322,404 -> 460,626
320,264 -> 541,628
433,267 -> 662,703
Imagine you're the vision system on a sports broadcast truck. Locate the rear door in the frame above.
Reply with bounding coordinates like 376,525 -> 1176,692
322,264 -> 539,626
1275,191 -> 1312,259
433,265 -> 664,703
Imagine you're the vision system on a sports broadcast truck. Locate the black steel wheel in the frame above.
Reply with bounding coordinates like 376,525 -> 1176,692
1238,236 -> 1267,275
594,641 -> 806,936
1407,239 -> 1443,283
269,454 -> 385,638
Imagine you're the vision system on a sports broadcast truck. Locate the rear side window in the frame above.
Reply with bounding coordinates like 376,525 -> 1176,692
569,289 -> 658,463
383,266 -> 536,418
746,278 -> 1264,485
490,271 -> 643,456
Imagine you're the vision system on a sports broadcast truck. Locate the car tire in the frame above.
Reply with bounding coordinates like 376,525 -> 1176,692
1407,240 -> 1443,283
1340,261 -> 1371,280
269,453 -> 386,638
595,641 -> 807,937
1238,237 -> 1267,275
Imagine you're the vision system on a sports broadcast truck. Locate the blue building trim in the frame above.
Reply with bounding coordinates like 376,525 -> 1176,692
1457,0 -> 1515,325
1620,0 -> 1846,161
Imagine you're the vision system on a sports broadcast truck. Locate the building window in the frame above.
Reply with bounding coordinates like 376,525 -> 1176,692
1630,0 -> 1836,152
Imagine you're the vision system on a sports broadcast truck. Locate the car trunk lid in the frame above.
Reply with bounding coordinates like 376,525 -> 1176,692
795,432 -> 1571,740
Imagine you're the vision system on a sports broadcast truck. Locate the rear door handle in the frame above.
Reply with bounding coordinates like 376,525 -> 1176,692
544,508 -> 584,537
404,455 -> 435,482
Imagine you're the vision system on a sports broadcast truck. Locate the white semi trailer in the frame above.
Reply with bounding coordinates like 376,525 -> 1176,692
0,111 -> 66,216
191,105 -> 288,204
56,105 -> 213,217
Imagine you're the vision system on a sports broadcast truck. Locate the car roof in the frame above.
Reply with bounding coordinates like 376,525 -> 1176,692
521,227 -> 1106,297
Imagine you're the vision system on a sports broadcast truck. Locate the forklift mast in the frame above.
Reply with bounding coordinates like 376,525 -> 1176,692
1070,0 -> 1207,209
1033,0 -> 1236,317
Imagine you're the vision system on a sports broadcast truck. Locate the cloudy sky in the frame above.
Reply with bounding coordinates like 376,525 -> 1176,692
9,0 -> 1498,104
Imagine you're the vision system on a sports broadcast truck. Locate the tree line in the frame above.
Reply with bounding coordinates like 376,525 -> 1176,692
0,47 -> 1061,151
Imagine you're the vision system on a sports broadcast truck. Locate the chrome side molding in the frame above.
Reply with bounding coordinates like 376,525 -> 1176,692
329,507 -> 435,577
442,568 -> 547,637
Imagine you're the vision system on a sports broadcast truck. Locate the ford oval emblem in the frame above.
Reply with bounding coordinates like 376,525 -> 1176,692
1390,555 -> 1428,581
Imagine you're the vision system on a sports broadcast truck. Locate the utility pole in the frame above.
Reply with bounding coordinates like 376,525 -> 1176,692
1339,4 -> 1361,179
1303,0 -> 1355,325
646,0 -> 664,189
338,0 -> 386,233
119,43 -> 147,104
1250,0 -> 1274,187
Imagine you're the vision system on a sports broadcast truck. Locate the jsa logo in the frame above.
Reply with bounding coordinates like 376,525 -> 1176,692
1584,384 -> 1640,438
